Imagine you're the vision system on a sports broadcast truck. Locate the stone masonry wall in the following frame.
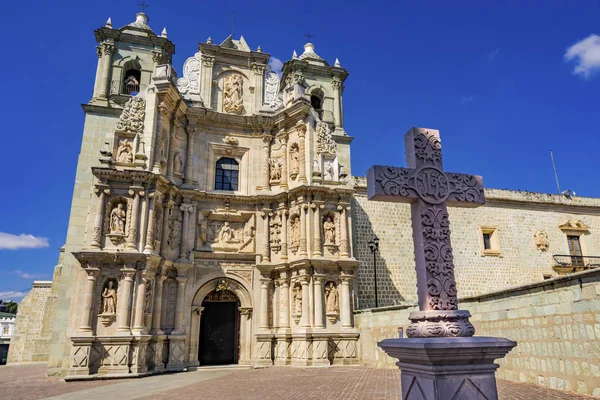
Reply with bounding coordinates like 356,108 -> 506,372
352,178 -> 600,309
7,281 -> 54,363
355,268 -> 600,397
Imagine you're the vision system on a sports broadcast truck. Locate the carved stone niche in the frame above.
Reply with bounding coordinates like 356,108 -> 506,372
173,152 -> 185,177
222,73 -> 244,115
288,212 -> 301,255
534,230 -> 550,252
322,211 -> 339,255
113,136 -> 136,166
291,282 -> 302,324
98,277 -> 119,327
269,213 -> 282,254
289,143 -> 300,181
324,281 -> 340,323
205,209 -> 256,253
104,196 -> 130,246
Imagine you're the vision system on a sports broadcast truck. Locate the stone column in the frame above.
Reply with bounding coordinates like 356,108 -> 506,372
79,267 -> 100,332
90,185 -> 109,249
339,203 -> 350,258
126,186 -> 144,250
178,203 -> 193,261
340,271 -> 353,329
331,78 -> 343,130
238,307 -> 252,364
201,56 -> 215,107
261,135 -> 271,190
184,127 -> 196,186
151,276 -> 166,334
252,63 -> 265,114
132,273 -> 149,334
296,122 -> 307,183
96,41 -> 115,100
166,119 -> 180,180
313,274 -> 325,329
173,276 -> 187,334
117,268 -> 137,333
144,193 -> 156,253
261,207 -> 270,263
160,196 -> 174,256
259,274 -> 271,331
280,207 -> 288,260
312,201 -> 323,257
277,130 -> 288,189
152,103 -> 168,173
300,276 -> 311,328
299,203 -> 308,257
278,272 -> 290,330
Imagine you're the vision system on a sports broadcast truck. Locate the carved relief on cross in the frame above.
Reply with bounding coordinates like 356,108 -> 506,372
367,127 -> 485,338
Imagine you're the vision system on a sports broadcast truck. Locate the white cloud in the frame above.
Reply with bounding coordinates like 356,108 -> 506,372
10,270 -> 46,279
460,95 -> 474,106
565,34 -> 600,78
488,48 -> 500,61
269,56 -> 284,77
0,291 -> 27,300
0,232 -> 49,250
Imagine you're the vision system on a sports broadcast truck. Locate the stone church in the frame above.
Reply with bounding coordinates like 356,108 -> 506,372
9,11 -> 600,383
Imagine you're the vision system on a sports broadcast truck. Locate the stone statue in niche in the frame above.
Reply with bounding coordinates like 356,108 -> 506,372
174,152 -> 184,175
323,217 -> 336,245
534,230 -> 549,252
293,284 -> 302,317
218,221 -> 237,243
324,160 -> 335,181
168,217 -> 181,249
290,216 -> 300,254
325,282 -> 339,314
110,203 -> 126,235
223,74 -> 244,114
116,139 -> 134,163
270,215 -> 282,253
101,280 -> 118,315
269,158 -> 283,181
289,144 -> 300,179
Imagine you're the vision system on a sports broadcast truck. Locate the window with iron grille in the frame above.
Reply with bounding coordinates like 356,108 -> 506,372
215,158 -> 239,191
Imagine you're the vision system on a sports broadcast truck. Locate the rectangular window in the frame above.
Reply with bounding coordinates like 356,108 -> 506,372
567,235 -> 584,267
482,233 -> 492,250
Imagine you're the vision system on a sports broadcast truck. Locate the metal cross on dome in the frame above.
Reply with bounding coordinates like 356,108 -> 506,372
138,1 -> 149,12
367,127 -> 485,338
304,33 -> 314,41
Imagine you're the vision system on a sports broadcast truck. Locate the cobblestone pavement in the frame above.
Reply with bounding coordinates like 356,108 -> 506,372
0,364 -> 596,400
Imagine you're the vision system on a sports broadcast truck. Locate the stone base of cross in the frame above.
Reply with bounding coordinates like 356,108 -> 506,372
367,127 -> 516,400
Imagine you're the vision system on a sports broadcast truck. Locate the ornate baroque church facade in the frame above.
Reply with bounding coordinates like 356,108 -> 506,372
13,12 -> 600,379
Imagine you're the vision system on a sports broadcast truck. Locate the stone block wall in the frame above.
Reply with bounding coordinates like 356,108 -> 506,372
352,178 -> 600,309
354,268 -> 600,397
7,281 -> 54,363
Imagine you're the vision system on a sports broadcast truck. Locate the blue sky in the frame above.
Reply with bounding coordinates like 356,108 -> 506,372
1,0 -> 599,300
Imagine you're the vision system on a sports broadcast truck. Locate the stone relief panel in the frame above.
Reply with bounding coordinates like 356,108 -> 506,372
115,97 -> 145,134
201,210 -> 256,253
289,213 -> 301,255
289,143 -> 300,181
269,158 -> 283,183
316,122 -> 336,155
115,139 -> 134,164
177,51 -> 203,103
534,230 -> 549,252
263,65 -> 283,110
223,74 -> 244,114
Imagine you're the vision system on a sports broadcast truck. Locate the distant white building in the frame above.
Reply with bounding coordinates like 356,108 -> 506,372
0,311 -> 16,364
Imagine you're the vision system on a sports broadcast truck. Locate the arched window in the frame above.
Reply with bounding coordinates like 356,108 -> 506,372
310,88 -> 324,111
122,60 -> 141,95
215,158 -> 239,191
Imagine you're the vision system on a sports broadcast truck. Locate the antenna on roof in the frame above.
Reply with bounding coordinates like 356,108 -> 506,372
550,150 -> 561,194
232,12 -> 235,38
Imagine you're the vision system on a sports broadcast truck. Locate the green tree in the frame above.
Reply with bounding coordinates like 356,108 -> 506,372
0,300 -> 18,314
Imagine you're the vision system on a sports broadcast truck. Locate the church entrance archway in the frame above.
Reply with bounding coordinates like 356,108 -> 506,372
199,288 -> 240,365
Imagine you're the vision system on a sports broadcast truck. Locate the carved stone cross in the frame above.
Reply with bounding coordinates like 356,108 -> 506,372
367,127 -> 485,338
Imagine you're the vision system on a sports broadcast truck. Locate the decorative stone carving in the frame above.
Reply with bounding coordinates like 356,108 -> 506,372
316,122 -> 336,154
292,284 -> 302,323
269,158 -> 283,182
115,97 -> 145,134
324,160 -> 335,181
325,281 -> 339,322
207,217 -> 256,253
534,230 -> 550,252
99,278 -> 118,326
173,152 -> 184,175
144,281 -> 153,314
167,215 -> 182,249
223,74 -> 244,114
289,143 -> 300,180
289,215 -> 300,255
263,65 -> 283,109
116,139 -> 134,163
323,217 -> 336,245
270,214 -> 282,254
110,203 -> 126,235
176,51 -> 202,100
104,197 -> 128,245
313,159 -> 321,177
558,219 -> 590,232
224,136 -> 239,146
367,128 -> 485,338
215,278 -> 230,292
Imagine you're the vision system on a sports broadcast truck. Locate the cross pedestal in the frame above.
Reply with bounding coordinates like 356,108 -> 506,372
367,127 -> 516,400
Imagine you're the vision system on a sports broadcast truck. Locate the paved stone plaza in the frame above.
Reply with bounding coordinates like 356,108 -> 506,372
1,364 -> 595,400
